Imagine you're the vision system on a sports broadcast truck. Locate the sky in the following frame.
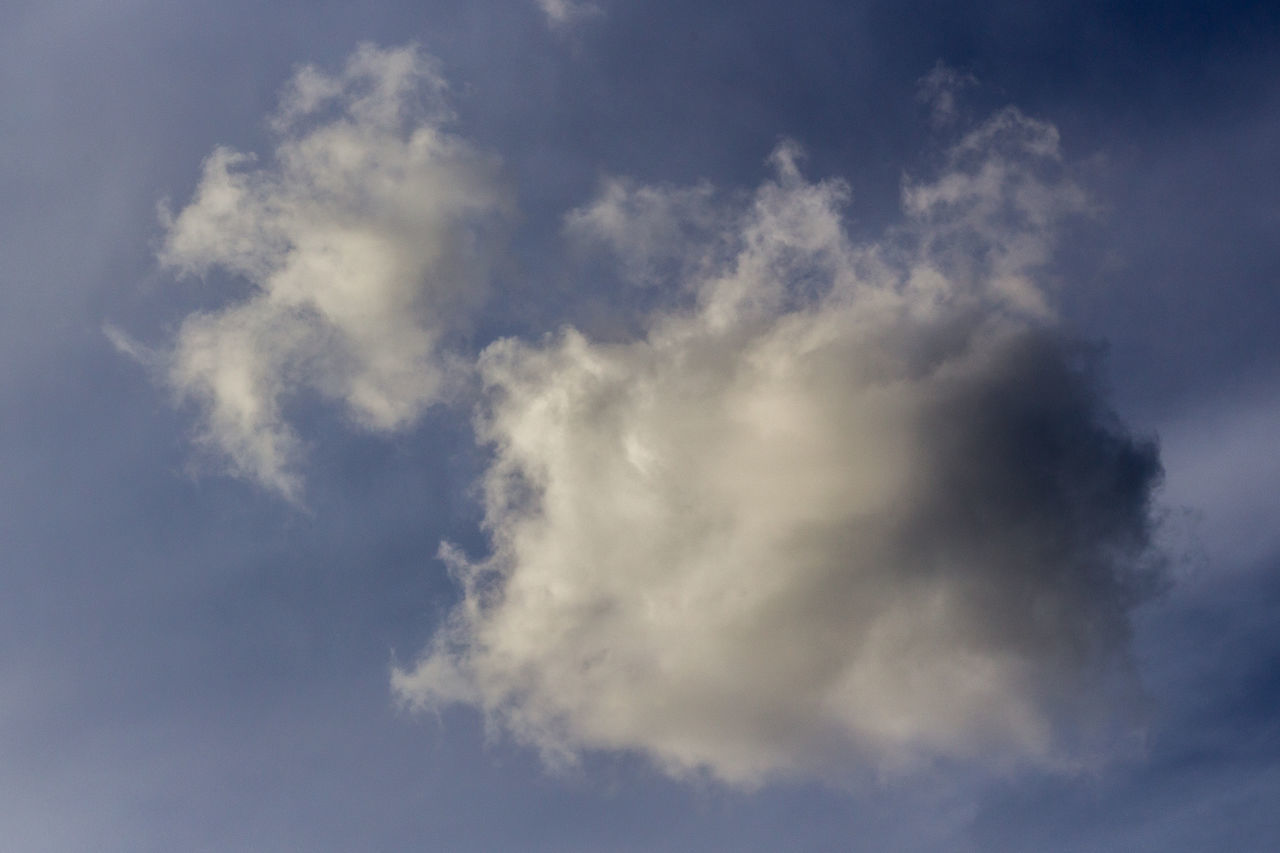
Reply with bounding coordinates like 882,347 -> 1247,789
2,1 -> 1279,850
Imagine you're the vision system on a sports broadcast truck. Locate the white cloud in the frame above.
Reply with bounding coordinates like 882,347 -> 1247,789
916,61 -> 978,127
564,176 -> 723,286
536,0 -> 601,29
394,110 -> 1162,785
154,44 -> 511,499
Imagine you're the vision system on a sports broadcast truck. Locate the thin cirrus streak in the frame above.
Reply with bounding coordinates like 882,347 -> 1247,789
393,107 -> 1164,785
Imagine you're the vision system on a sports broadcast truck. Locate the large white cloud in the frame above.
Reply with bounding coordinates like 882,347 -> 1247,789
394,109 -> 1163,785
151,44 -> 511,499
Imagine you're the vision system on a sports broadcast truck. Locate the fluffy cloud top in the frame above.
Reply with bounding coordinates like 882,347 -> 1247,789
154,44 -> 510,499
394,110 -> 1162,784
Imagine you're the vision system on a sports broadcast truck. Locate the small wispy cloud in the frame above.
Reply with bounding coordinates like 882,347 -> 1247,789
535,0 -> 601,29
564,176 -> 723,286
147,44 -> 511,500
917,61 -> 979,128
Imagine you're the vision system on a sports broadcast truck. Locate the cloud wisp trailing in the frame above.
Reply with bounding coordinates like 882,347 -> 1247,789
916,61 -> 979,128
149,44 -> 511,500
394,110 -> 1164,785
535,0 -> 601,29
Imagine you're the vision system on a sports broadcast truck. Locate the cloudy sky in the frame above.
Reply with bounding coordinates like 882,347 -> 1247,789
3,1 -> 1279,850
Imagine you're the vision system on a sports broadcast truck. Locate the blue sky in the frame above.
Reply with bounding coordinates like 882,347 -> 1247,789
3,1 -> 1279,850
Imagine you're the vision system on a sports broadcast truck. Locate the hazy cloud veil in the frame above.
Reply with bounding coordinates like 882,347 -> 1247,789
394,108 -> 1163,784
